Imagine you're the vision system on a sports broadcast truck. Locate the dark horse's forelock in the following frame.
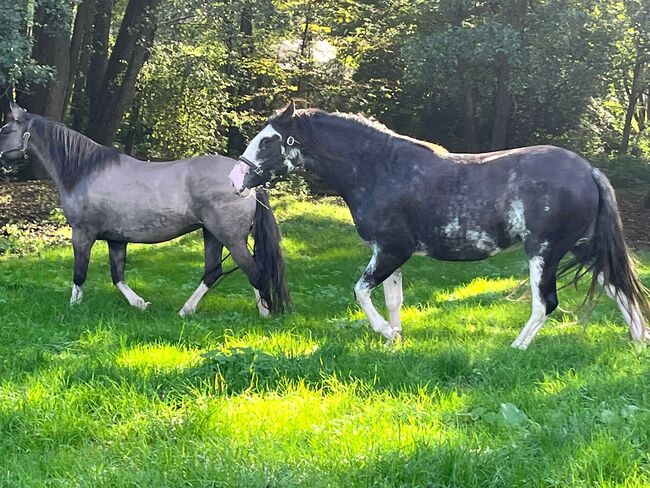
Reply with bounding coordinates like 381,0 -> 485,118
28,115 -> 119,191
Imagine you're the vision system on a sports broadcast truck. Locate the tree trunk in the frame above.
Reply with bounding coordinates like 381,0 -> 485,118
86,0 -> 160,146
65,0 -> 96,116
21,1 -> 74,179
621,52 -> 644,153
458,60 -> 479,152
489,0 -> 527,150
226,2 -> 254,157
490,53 -> 511,150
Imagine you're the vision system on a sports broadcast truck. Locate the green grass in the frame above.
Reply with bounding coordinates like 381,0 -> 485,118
1,195 -> 650,487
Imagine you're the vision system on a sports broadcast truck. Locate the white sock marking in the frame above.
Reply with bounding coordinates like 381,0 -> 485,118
255,288 -> 271,317
598,273 -> 649,341
512,256 -> 547,349
116,281 -> 149,310
70,284 -> 83,305
179,282 -> 210,317
383,270 -> 403,332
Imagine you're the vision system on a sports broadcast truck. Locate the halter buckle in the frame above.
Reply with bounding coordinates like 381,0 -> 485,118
286,136 -> 296,146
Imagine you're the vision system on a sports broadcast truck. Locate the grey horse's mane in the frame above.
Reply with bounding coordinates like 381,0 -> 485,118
28,114 -> 120,191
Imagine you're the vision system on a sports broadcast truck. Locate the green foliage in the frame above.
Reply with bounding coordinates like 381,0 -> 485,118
592,154 -> 650,188
0,3 -> 53,90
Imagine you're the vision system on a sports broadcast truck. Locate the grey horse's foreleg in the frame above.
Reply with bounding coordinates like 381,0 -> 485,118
179,230 -> 224,317
70,230 -> 96,305
108,240 -> 149,310
228,241 -> 271,317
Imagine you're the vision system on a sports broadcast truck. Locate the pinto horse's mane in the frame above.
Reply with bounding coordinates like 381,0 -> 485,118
27,114 -> 120,191
272,109 -> 448,157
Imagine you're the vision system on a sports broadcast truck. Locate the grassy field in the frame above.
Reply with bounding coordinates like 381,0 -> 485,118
1,195 -> 650,487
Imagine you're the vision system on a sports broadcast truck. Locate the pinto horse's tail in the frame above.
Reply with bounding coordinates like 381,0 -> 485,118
561,168 -> 649,329
252,189 -> 291,314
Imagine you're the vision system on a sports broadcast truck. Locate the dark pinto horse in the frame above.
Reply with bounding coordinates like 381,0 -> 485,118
0,103 -> 289,316
230,101 -> 650,349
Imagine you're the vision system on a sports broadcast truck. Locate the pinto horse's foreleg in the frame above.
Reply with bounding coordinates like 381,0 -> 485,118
383,269 -> 403,334
511,250 -> 560,350
179,230 -> 224,317
355,247 -> 409,345
70,230 -> 96,305
108,240 -> 149,310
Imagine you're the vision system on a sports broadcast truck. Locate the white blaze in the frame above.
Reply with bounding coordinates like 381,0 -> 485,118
240,125 -> 282,166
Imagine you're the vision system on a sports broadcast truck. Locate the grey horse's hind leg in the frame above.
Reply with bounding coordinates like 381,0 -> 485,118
179,229 -> 224,317
70,229 -> 96,305
227,240 -> 271,317
108,240 -> 149,310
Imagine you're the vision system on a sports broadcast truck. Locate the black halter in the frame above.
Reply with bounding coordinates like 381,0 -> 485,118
237,135 -> 300,176
0,119 -> 34,161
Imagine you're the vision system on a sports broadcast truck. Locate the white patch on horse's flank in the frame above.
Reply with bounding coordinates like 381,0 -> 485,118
70,284 -> 83,305
508,199 -> 529,239
179,281 -> 210,317
240,125 -> 281,166
116,281 -> 149,310
414,241 -> 428,256
512,256 -> 547,349
597,273 -> 650,341
443,217 -> 461,237
466,229 -> 497,252
254,288 -> 271,317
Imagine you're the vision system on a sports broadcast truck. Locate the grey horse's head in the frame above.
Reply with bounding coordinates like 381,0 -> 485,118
0,102 -> 32,166
229,101 -> 301,196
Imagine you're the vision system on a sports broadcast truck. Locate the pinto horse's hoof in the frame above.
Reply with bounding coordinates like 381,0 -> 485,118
384,330 -> 403,348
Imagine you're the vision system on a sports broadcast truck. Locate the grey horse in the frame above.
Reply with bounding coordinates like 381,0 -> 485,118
230,102 -> 649,349
0,102 -> 290,316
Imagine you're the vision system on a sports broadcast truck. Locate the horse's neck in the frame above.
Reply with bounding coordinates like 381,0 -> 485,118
302,120 -> 388,201
28,129 -> 66,190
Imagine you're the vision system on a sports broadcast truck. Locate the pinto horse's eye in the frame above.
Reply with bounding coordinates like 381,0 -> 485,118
260,137 -> 271,147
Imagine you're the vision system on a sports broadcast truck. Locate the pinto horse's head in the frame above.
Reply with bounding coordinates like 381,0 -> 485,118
229,101 -> 301,196
0,102 -> 32,167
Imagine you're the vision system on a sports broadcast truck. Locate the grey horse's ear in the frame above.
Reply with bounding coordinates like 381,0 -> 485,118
9,102 -> 25,121
278,100 -> 295,120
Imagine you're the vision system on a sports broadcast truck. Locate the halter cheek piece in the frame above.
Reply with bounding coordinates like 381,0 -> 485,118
237,135 -> 300,176
0,120 -> 33,161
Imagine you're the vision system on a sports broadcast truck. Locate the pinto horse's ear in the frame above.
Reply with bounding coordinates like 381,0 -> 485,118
278,100 -> 295,120
9,102 -> 25,121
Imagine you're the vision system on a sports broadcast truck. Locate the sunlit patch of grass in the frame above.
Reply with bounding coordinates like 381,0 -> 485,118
434,276 -> 520,302
0,197 -> 650,486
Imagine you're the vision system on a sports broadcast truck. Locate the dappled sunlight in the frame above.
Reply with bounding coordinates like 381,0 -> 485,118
434,277 -> 520,302
116,344 -> 201,374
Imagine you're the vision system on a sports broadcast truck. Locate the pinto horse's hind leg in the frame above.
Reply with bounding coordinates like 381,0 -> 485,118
108,240 -> 149,310
597,274 -> 650,342
179,230 -> 224,317
383,269 -> 403,335
511,244 -> 560,350
355,247 -> 409,345
70,230 -> 96,305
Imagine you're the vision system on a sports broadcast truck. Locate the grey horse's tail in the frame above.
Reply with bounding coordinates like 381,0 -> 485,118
559,169 -> 649,317
252,189 -> 291,314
